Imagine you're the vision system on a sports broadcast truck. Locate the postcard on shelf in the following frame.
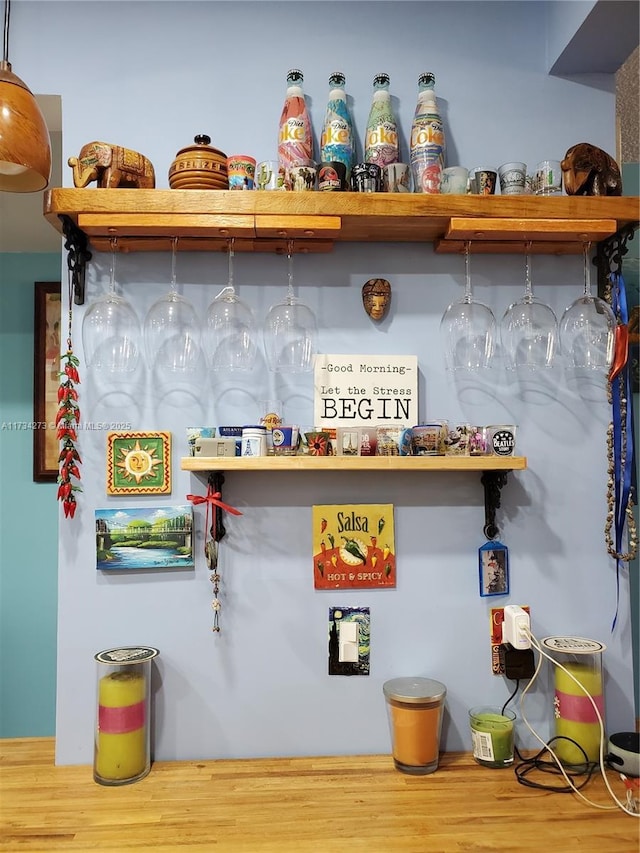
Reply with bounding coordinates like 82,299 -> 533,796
312,504 -> 396,590
313,354 -> 418,428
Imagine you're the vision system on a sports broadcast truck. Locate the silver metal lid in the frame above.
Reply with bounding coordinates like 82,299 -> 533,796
95,647 -> 159,664
383,677 -> 446,704
541,636 -> 606,654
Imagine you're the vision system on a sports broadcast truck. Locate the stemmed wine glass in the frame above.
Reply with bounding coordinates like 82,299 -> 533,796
440,241 -> 496,371
500,244 -> 558,370
82,237 -> 141,373
559,243 -> 615,371
143,238 -> 201,373
264,242 -> 317,373
204,238 -> 258,372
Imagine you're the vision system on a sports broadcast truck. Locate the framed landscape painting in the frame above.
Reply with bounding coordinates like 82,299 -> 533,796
96,505 -> 194,571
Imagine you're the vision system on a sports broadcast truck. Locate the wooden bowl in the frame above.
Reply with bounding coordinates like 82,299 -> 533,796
169,134 -> 228,190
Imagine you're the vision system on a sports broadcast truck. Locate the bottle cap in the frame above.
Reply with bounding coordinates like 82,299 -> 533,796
418,72 -> 436,88
329,72 -> 345,87
373,73 -> 390,88
287,69 -> 304,84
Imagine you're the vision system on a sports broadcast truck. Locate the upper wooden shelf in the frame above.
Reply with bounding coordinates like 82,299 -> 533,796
181,455 -> 527,473
43,189 -> 639,255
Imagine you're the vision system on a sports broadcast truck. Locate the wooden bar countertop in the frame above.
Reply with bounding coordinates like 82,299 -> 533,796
1,738 -> 638,852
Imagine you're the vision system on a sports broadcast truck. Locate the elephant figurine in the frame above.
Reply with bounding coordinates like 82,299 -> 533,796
560,143 -> 622,196
68,141 -> 155,188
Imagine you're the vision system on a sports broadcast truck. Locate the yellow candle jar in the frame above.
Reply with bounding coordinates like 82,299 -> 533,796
93,647 -> 159,786
541,637 -> 605,766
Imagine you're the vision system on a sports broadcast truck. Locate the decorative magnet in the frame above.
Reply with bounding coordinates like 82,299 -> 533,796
362,278 -> 391,321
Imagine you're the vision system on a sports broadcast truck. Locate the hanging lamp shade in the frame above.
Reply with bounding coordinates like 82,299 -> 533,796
0,0 -> 51,192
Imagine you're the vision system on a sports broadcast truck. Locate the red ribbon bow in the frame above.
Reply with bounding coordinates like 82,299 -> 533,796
186,486 -> 242,541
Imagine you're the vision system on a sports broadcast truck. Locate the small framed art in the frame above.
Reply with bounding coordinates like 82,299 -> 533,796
96,505 -> 193,570
479,541 -> 509,597
33,281 -> 61,481
106,431 -> 171,495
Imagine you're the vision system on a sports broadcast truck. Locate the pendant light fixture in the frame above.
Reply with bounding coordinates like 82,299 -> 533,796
0,0 -> 51,191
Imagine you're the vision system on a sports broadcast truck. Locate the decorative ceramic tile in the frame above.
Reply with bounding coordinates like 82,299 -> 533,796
106,431 -> 171,495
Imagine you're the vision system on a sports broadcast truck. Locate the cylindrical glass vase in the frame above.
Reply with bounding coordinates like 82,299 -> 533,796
94,646 -> 159,786
382,677 -> 447,775
541,636 -> 606,765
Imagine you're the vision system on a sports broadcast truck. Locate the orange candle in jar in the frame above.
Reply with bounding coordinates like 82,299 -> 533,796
388,700 -> 442,765
383,677 -> 447,774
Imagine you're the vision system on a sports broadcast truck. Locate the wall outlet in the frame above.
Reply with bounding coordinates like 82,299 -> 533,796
490,605 -> 530,675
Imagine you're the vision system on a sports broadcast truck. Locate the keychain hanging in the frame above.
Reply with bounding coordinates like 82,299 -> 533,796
478,470 -> 510,598
187,477 -> 242,633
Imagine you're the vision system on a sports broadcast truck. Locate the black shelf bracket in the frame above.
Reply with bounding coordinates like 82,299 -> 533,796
61,215 -> 92,305
207,472 -> 226,542
595,222 -> 638,297
481,470 -> 509,540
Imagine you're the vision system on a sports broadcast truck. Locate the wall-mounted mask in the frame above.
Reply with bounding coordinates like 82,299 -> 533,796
362,278 -> 391,321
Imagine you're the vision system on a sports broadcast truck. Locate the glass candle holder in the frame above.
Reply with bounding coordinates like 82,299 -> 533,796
93,647 -> 159,786
383,677 -> 447,775
541,636 -> 606,765
469,706 -> 516,768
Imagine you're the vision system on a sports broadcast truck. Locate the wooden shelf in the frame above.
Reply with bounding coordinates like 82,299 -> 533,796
181,455 -> 528,473
43,188 -> 639,255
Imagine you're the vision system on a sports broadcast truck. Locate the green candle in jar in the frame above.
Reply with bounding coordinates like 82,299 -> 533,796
469,707 -> 516,767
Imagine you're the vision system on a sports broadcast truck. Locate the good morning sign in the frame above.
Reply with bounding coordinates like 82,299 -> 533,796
313,354 -> 418,427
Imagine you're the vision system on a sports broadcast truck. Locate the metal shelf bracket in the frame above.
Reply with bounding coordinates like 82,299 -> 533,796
61,215 -> 92,305
481,470 -> 509,540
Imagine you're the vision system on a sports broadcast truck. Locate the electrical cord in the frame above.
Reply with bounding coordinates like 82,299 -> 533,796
500,676 -> 598,790
515,625 -> 639,817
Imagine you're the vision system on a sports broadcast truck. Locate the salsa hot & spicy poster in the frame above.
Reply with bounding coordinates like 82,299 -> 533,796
312,504 -> 396,590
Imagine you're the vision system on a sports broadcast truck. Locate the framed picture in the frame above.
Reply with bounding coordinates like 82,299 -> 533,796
106,431 -> 172,495
479,541 -> 509,597
96,505 -> 194,571
33,281 -> 62,482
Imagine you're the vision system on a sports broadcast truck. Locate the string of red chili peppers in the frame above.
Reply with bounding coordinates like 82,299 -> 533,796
57,270 -> 82,518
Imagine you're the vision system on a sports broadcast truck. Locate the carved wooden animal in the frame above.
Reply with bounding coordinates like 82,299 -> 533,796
561,143 -> 622,196
68,141 -> 155,188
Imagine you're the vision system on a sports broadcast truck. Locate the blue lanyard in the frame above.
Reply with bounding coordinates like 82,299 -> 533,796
609,272 -> 636,630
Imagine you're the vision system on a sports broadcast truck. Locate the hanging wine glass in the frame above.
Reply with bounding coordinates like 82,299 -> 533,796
500,244 -> 558,370
143,238 -> 201,372
559,243 -> 615,371
264,242 -> 317,373
440,241 -> 496,371
82,238 -> 141,373
204,238 -> 258,372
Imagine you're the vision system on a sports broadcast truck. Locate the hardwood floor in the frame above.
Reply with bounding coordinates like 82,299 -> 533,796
1,738 -> 638,853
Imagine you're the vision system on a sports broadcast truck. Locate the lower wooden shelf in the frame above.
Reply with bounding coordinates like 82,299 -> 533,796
181,455 -> 527,473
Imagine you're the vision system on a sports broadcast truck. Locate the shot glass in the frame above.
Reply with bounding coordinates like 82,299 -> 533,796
486,424 -> 516,456
534,160 -> 562,195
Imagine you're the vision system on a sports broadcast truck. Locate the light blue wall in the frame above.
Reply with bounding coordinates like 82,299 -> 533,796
0,254 -> 60,736
4,2 -> 636,763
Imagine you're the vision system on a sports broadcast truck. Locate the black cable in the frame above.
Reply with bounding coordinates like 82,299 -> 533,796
514,736 -> 598,792
501,678 -> 520,715
501,677 -> 598,793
